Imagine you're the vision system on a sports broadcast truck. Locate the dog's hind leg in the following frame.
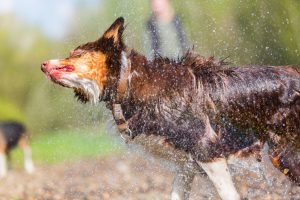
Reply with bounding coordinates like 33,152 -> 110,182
171,158 -> 197,200
0,153 -> 7,177
18,135 -> 35,174
198,158 -> 240,200
0,133 -> 7,177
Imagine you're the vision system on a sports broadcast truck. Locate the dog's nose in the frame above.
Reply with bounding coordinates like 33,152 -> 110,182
41,61 -> 49,72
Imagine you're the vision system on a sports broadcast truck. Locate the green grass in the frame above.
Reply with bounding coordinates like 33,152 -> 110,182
10,128 -> 123,167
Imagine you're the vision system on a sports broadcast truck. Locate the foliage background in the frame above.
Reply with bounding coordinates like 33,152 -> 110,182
0,0 -> 299,137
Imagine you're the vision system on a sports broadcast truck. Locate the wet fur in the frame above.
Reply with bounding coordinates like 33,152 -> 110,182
101,26 -> 300,183
120,51 -> 300,184
42,17 -> 300,198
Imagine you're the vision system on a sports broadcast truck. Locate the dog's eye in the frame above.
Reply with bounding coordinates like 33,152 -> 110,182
70,49 -> 84,57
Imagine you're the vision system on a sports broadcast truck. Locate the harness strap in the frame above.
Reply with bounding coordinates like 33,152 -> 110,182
112,104 -> 132,143
116,57 -> 131,103
112,52 -> 133,142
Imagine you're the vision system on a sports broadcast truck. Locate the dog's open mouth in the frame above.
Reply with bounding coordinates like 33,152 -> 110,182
53,65 -> 75,72
46,65 -> 75,76
42,65 -> 75,85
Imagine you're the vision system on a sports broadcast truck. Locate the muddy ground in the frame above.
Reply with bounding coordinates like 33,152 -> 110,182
0,152 -> 299,200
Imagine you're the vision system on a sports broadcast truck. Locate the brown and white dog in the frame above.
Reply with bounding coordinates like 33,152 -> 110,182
41,17 -> 300,200
0,121 -> 34,177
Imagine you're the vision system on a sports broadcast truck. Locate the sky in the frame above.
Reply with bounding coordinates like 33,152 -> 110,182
0,0 -> 100,39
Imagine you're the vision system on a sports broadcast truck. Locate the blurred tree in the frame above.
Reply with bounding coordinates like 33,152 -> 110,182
171,0 -> 300,65
0,16 -> 51,107
234,0 -> 300,65
0,98 -> 25,122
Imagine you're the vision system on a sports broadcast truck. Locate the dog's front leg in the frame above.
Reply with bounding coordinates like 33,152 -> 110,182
23,147 -> 35,174
197,158 -> 240,200
171,159 -> 197,200
0,152 -> 7,177
18,135 -> 35,174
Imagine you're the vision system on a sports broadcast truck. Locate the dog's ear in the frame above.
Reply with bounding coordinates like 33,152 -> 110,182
102,17 -> 125,45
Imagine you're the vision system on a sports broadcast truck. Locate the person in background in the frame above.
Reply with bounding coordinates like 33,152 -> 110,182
145,0 -> 189,60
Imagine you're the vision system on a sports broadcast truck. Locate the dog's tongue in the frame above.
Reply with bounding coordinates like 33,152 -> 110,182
62,65 -> 75,72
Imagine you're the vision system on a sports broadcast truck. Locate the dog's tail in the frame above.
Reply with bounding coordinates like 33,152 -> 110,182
269,145 -> 300,185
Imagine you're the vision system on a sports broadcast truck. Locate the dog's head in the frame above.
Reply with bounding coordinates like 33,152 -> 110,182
41,17 -> 127,104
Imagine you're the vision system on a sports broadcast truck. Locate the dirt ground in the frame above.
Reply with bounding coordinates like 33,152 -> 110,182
0,152 -> 299,200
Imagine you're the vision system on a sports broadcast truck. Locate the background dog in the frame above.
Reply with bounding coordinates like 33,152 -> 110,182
0,121 -> 35,177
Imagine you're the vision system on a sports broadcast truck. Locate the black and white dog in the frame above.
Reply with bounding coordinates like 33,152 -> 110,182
0,121 -> 34,177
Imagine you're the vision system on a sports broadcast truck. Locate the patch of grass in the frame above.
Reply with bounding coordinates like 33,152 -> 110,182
10,128 -> 123,167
